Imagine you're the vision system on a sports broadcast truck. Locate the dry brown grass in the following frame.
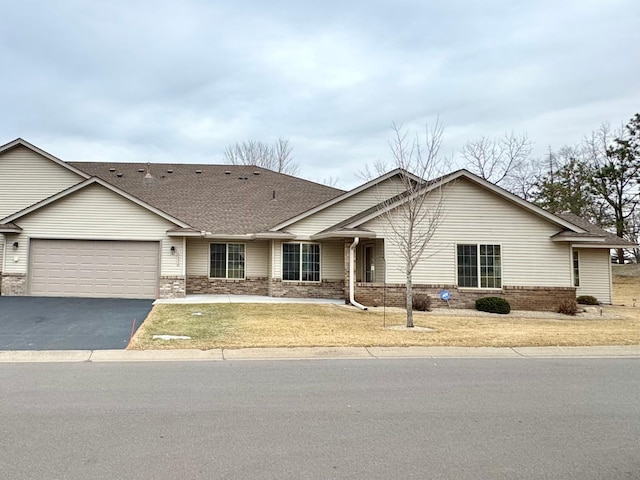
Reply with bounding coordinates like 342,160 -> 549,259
129,268 -> 640,350
130,301 -> 639,350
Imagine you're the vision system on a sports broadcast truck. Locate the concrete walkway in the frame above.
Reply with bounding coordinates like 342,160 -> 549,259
0,345 -> 638,363
154,295 -> 344,305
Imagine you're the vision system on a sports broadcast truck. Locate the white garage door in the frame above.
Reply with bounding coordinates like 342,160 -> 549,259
30,239 -> 159,299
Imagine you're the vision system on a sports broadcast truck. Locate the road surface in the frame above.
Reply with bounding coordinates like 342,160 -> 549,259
0,358 -> 637,479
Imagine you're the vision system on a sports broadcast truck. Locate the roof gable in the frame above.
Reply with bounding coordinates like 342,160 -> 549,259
0,138 -> 90,179
1,177 -> 190,228
325,169 -> 590,234
269,168 -> 422,232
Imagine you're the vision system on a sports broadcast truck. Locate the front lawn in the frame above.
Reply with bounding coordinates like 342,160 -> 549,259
129,302 -> 639,350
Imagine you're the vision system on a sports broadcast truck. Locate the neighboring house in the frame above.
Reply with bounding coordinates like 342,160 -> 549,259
1,138 -> 635,310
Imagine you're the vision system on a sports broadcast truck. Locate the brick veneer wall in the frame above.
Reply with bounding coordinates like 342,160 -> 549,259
186,276 -> 269,296
270,279 -> 346,299
1,273 -> 27,296
354,283 -> 576,312
159,276 -> 186,299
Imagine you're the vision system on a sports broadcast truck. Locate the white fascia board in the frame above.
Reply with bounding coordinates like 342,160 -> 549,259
254,232 -> 296,239
202,234 -> 256,240
311,230 -> 376,240
167,231 -> 203,237
1,177 -> 191,228
552,235 -> 604,243
268,168 -> 421,231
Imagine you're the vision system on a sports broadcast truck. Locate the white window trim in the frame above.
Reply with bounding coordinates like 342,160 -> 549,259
208,242 -> 246,280
455,242 -> 503,290
572,249 -> 580,287
281,242 -> 322,283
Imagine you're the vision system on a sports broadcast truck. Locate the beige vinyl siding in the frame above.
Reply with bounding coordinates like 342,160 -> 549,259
5,184 -> 180,276
272,240 -> 283,278
321,240 -> 344,280
575,248 -> 611,304
285,176 -> 406,237
364,178 -> 571,286
186,239 -> 269,277
0,145 -> 83,219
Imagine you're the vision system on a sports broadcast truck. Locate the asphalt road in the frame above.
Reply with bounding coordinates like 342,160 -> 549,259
0,359 -> 638,480
0,297 -> 153,350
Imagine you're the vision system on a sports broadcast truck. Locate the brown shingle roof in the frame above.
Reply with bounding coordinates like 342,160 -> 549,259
69,163 -> 344,235
555,213 -> 638,247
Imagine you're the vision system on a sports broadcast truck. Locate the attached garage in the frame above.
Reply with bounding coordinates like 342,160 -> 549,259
29,239 -> 159,299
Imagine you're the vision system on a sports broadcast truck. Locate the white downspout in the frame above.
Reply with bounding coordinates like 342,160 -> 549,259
349,237 -> 368,310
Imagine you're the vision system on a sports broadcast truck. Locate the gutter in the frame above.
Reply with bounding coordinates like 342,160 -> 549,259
349,237 -> 367,310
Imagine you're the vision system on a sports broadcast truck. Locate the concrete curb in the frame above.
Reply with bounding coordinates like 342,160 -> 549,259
0,350 -> 92,362
0,345 -> 637,363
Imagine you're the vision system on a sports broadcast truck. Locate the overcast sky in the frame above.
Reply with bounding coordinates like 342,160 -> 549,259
1,0 -> 638,188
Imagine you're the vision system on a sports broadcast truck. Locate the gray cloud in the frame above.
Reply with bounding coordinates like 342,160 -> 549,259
1,0 -> 638,188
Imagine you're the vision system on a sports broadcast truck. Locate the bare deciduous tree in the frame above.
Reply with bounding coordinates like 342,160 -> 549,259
224,137 -> 299,175
377,121 -> 450,328
461,132 -> 532,186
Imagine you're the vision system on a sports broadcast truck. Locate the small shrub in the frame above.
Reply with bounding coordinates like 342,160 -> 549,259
557,298 -> 578,316
475,297 -> 511,314
412,294 -> 432,312
577,295 -> 599,305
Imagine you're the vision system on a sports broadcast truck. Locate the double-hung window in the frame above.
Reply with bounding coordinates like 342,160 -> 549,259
282,243 -> 320,282
573,250 -> 580,287
457,244 -> 501,288
209,243 -> 245,279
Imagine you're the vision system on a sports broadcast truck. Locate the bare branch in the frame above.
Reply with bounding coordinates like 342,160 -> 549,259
224,138 -> 299,175
462,132 -> 532,186
375,120 -> 450,327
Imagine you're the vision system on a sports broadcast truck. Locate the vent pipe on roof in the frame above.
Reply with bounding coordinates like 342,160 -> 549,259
196,170 -> 202,174
116,173 -> 123,178
109,167 -> 116,173
144,162 -> 153,179
225,171 -> 231,175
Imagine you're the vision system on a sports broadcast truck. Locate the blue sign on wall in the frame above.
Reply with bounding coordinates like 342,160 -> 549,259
439,290 -> 451,301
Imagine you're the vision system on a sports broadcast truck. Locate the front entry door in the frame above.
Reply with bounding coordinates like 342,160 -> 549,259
364,245 -> 375,282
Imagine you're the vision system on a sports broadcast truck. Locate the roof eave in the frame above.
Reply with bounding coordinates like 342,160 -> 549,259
254,232 -> 296,240
311,230 -> 376,240
573,242 -> 639,249
0,224 -> 22,234
552,235 -> 604,243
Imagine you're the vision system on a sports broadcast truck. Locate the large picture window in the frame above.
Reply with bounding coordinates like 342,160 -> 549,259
209,243 -> 245,279
457,244 -> 501,288
282,243 -> 320,282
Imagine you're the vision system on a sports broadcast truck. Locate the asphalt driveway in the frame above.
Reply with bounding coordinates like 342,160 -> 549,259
0,297 -> 153,350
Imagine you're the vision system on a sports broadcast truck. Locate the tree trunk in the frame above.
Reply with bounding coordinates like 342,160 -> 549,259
406,272 -> 414,328
617,248 -> 625,264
